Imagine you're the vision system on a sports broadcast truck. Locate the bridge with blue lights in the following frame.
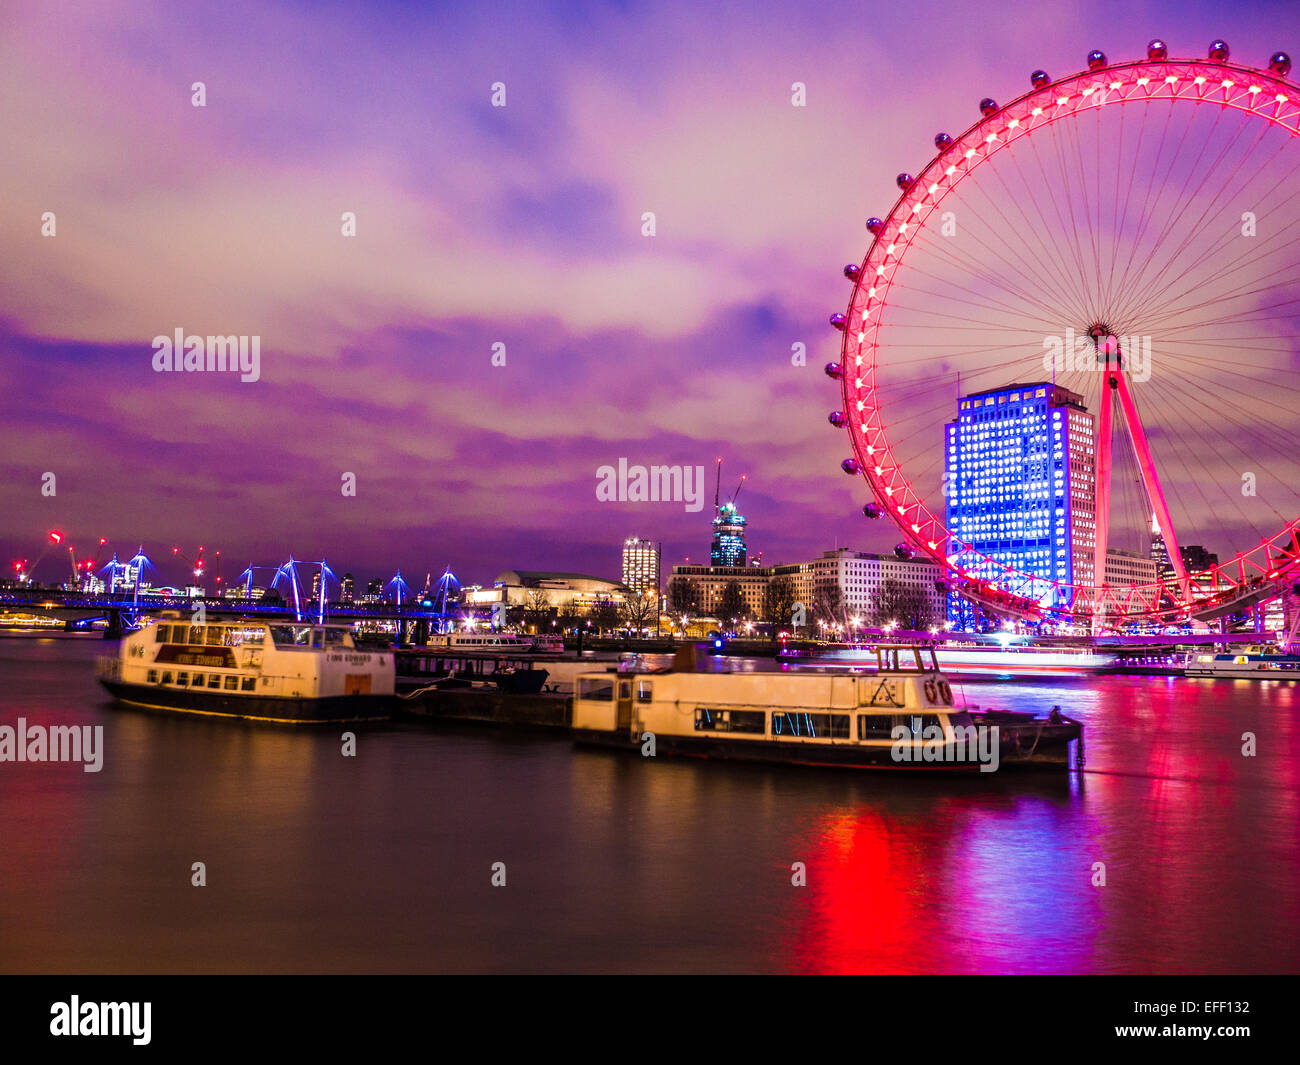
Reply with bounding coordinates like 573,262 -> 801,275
1,557 -> 471,640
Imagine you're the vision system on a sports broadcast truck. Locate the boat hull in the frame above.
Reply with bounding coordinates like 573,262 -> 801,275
571,729 -> 994,772
99,678 -> 392,724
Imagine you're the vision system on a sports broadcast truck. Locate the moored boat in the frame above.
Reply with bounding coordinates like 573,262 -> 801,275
1184,647 -> 1300,679
431,632 -> 564,654
571,644 -> 1082,772
97,614 -> 394,723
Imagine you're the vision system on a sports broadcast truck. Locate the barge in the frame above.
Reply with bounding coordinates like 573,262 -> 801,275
97,614 -> 394,723
572,645 -> 1082,772
1184,647 -> 1300,679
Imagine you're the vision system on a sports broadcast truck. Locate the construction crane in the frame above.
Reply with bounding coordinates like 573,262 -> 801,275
172,545 -> 207,585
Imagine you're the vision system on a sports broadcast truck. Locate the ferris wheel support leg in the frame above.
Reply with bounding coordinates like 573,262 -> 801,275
1092,379 -> 1115,634
1112,369 -> 1191,603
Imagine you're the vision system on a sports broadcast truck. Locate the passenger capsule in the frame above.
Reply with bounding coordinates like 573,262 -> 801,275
829,314 -> 846,332
894,542 -> 915,560
825,361 -> 843,378
1208,40 -> 1229,62
828,411 -> 846,428
1270,51 -> 1292,77
842,458 -> 861,475
1087,49 -> 1106,70
865,216 -> 884,235
934,132 -> 953,150
1147,38 -> 1168,61
843,263 -> 861,282
1030,69 -> 1050,89
979,97 -> 998,117
896,172 -> 914,190
863,503 -> 883,519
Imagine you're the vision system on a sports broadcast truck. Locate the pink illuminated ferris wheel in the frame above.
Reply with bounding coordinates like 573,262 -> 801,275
829,38 -> 1300,629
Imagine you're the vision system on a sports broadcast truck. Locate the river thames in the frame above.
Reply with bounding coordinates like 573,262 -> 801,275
1,635 -> 1297,974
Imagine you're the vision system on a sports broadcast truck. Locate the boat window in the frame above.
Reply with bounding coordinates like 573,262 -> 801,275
190,673 -> 203,687
578,678 -> 615,701
270,625 -> 313,646
694,708 -> 765,734
858,714 -> 896,740
325,628 -> 347,646
147,669 -> 158,683
772,712 -> 850,739
618,681 -> 631,700
185,625 -> 204,645
241,677 -> 256,691
635,680 -> 653,702
907,715 -> 943,735
155,625 -> 170,643
224,676 -> 238,690
205,626 -> 224,646
207,674 -> 221,688
177,672 -> 189,686
226,626 -> 265,646
161,671 -> 173,684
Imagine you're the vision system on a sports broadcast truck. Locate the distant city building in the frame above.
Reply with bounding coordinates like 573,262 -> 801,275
341,573 -> 355,603
622,538 -> 661,594
139,585 -> 202,599
311,571 -> 322,601
1151,515 -> 1221,597
225,584 -> 266,599
110,564 -> 140,594
670,564 -> 773,617
669,549 -> 944,628
491,570 -> 627,611
773,549 -> 945,628
711,502 -> 747,566
945,382 -> 1096,626
1104,549 -> 1159,588
361,578 -> 383,604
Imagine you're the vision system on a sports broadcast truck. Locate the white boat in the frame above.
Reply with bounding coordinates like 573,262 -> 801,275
814,643 -> 1112,677
1184,647 -> 1300,680
97,614 -> 394,723
433,632 -> 564,653
572,645 -> 1082,772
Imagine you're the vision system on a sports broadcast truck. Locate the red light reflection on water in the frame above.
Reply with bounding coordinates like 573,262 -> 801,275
777,786 -> 1114,974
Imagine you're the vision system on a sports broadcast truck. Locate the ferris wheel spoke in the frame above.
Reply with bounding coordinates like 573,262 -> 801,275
911,203 -> 1087,325
969,141 -> 1099,315
1142,372 -> 1291,537
1106,98 -> 1183,321
1141,224 -> 1300,331
1117,120 -> 1278,323
889,257 -> 1069,330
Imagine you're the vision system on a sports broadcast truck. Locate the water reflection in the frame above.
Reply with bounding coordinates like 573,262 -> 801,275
0,638 -> 1297,972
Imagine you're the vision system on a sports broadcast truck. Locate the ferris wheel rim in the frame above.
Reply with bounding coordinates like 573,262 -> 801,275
833,47 -> 1300,623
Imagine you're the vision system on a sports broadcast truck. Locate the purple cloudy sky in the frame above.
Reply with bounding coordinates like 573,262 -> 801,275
2,0 -> 1297,589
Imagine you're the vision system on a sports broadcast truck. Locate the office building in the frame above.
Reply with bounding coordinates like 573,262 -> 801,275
621,538 -> 661,594
944,382 -> 1096,626
711,502 -> 747,566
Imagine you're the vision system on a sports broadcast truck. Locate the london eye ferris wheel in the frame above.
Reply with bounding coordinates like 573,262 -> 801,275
828,38 -> 1300,630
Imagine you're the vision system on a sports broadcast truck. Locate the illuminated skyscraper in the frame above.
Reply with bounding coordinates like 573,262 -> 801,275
711,503 -> 747,566
622,538 -> 661,594
944,382 -> 1096,626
